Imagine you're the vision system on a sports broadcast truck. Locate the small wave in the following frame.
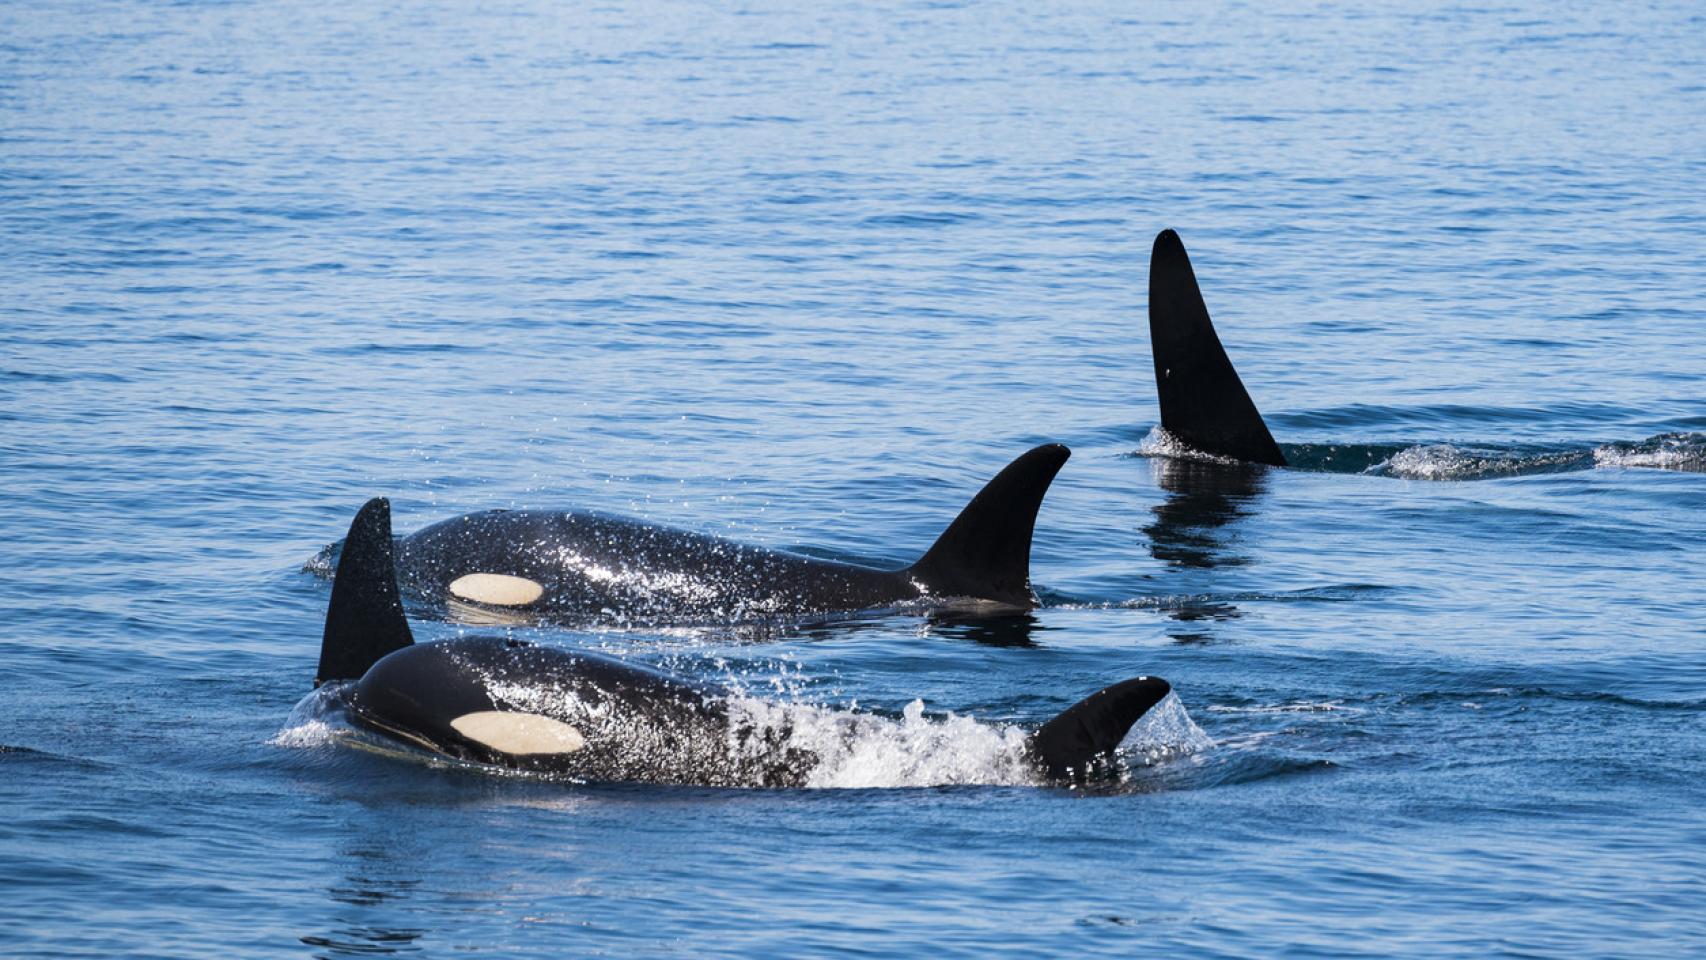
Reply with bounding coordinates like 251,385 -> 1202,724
1108,584 -> 1396,610
1136,426 -> 1583,479
1143,426 -> 1706,479
1369,433 -> 1706,479
301,538 -> 341,577
1199,756 -> 1337,787
1045,584 -> 1395,613
0,745 -> 108,771
1278,442 -> 1411,473
1143,730 -> 1335,790
268,719 -> 339,749
1366,443 -> 1592,480
1133,426 -> 1246,465
1278,400 -> 1633,430
1124,693 -> 1216,761
1593,432 -> 1706,472
1399,686 -> 1706,712
270,685 -> 347,748
1205,700 -> 1355,715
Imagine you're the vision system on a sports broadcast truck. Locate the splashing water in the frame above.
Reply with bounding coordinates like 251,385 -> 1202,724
1141,426 -> 1706,479
1593,432 -> 1706,471
1121,693 -> 1216,765
267,719 -> 338,750
1366,443 -> 1592,480
724,696 -> 1040,788
1134,426 -> 1247,466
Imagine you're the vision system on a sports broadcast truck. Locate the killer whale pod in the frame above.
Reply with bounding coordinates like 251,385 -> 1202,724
316,498 -> 1174,786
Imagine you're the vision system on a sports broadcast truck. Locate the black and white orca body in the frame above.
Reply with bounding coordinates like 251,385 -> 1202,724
336,635 -> 810,787
1148,230 -> 1288,467
388,444 -> 1071,625
311,498 -> 1174,787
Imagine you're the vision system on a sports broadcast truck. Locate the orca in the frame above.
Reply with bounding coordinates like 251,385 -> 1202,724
382,444 -> 1071,625
1148,229 -> 1287,466
310,498 -> 1175,787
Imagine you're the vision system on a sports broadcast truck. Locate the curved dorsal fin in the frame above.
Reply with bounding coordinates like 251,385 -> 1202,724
317,498 -> 414,686
906,444 -> 1070,607
1029,676 -> 1172,780
1148,230 -> 1286,466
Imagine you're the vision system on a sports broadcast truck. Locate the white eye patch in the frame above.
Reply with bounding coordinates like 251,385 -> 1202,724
450,711 -> 585,755
448,573 -> 544,607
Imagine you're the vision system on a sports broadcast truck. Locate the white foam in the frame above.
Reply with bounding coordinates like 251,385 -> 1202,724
268,718 -> 338,748
721,695 -> 1040,788
1370,444 -> 1510,480
1205,699 -> 1350,715
1371,442 -> 1597,480
1134,426 -> 1244,465
1123,693 -> 1216,763
722,691 -> 1213,789
1593,432 -> 1706,470
270,684 -> 347,748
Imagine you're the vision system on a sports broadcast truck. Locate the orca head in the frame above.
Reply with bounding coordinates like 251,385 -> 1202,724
319,502 -> 596,767
343,636 -> 596,766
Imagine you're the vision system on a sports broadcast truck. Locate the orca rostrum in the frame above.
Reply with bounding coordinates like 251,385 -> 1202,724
1148,229 -> 1287,467
380,444 -> 1072,625
310,498 -> 1174,787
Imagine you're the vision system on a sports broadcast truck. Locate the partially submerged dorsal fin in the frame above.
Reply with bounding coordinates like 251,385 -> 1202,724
1030,676 -> 1172,779
906,444 -> 1070,607
1148,230 -> 1286,466
317,497 -> 414,686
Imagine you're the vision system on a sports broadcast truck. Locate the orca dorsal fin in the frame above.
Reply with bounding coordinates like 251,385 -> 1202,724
1029,676 -> 1172,780
316,497 -> 414,686
905,444 -> 1070,607
1148,230 -> 1287,466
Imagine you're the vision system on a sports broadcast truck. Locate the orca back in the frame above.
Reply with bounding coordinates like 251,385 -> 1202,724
906,444 -> 1070,607
1148,229 -> 1286,466
1029,676 -> 1172,780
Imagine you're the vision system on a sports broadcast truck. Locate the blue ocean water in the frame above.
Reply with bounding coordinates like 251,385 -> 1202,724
4,0 -> 1705,955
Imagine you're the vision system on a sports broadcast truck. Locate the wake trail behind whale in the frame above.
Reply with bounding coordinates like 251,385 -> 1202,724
1136,427 -> 1706,480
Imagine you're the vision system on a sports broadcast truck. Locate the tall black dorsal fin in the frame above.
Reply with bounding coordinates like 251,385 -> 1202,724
905,444 -> 1070,607
1029,676 -> 1172,780
1148,230 -> 1286,466
317,498 -> 414,686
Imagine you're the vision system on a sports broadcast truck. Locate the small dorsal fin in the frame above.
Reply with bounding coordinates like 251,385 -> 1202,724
1148,230 -> 1286,466
906,444 -> 1070,607
317,498 -> 414,686
1029,676 -> 1172,780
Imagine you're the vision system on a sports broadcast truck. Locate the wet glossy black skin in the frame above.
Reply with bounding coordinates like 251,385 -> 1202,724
340,636 -> 818,787
1148,229 -> 1288,466
334,635 -> 1169,787
393,509 -> 930,624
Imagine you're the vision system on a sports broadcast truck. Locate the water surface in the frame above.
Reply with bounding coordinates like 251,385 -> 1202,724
4,0 -> 1705,956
